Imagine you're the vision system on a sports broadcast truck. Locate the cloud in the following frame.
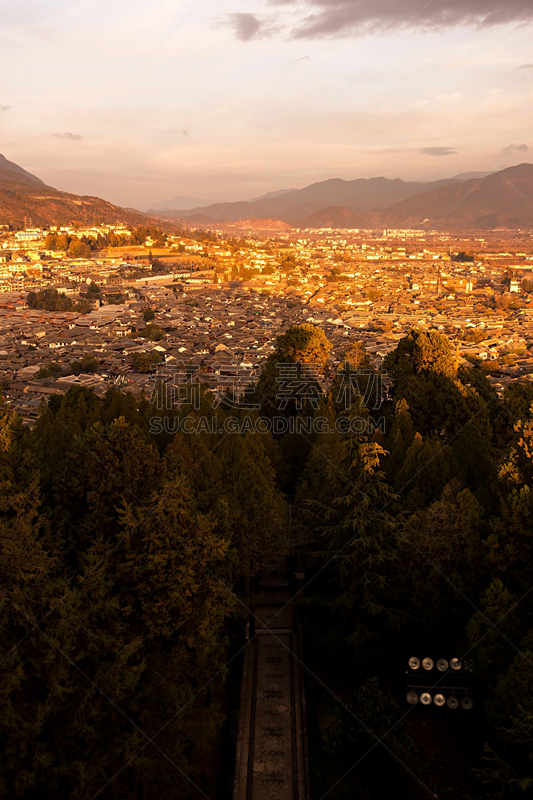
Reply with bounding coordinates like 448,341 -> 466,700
502,142 -> 529,154
268,0 -> 533,39
421,146 -> 458,156
53,132 -> 82,140
225,13 -> 266,41
518,63 -> 533,68
181,130 -> 189,136
0,105 -> 9,112
294,55 -> 310,62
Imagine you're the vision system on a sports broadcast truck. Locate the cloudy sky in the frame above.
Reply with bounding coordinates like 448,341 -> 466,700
0,0 -> 532,209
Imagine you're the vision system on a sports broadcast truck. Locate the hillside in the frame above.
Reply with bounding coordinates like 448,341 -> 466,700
227,217 -> 293,231
0,154 -> 152,228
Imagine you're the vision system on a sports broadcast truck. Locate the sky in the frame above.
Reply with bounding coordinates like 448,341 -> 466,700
0,0 -> 532,210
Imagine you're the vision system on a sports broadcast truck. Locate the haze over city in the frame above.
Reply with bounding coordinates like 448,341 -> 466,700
1,0 -> 532,209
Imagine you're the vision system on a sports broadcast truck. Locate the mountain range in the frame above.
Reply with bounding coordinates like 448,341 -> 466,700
147,176 -> 462,223
1,153 -> 532,231
149,165 -> 533,230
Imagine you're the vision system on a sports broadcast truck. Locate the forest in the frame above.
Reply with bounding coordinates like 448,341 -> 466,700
0,325 -> 532,799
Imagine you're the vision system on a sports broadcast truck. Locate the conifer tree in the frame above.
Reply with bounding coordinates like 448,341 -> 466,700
304,421 -> 403,646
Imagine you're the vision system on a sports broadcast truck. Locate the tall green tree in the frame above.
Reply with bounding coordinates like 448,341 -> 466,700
255,324 -> 332,418
303,424 -> 403,647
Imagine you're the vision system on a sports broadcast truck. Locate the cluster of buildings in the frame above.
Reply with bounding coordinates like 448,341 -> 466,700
1,222 -> 533,423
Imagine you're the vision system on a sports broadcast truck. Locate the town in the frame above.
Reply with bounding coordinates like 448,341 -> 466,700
1,220 -> 533,421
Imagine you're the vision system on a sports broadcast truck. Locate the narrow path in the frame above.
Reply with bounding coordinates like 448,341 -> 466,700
233,556 -> 310,800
